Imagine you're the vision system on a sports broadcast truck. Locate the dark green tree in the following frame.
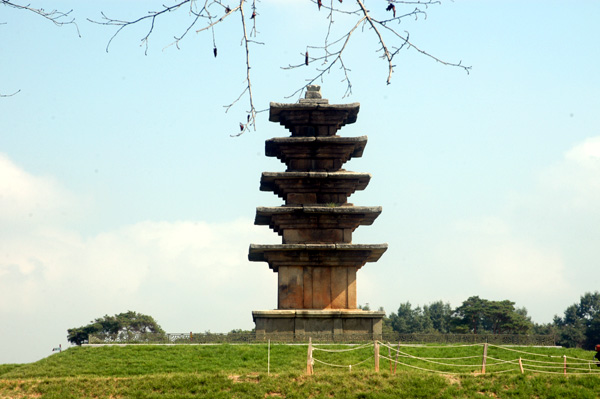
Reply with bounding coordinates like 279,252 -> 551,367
67,311 -> 165,345
554,292 -> 600,348
388,302 -> 433,334
452,296 -> 487,334
452,296 -> 532,334
423,301 -> 453,334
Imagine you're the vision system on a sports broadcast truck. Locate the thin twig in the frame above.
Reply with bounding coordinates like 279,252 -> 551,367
356,0 -> 394,84
226,0 -> 257,137
1,0 -> 80,36
87,0 -> 471,135
0,89 -> 21,97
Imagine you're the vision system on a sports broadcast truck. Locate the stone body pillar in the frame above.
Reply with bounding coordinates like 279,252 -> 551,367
250,86 -> 387,340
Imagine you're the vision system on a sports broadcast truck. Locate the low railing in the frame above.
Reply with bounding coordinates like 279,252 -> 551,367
88,332 -> 555,346
381,333 -> 555,346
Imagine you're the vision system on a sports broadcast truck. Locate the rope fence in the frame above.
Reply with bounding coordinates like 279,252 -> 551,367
305,340 -> 600,376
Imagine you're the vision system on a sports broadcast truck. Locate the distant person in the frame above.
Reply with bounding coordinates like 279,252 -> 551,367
595,345 -> 600,367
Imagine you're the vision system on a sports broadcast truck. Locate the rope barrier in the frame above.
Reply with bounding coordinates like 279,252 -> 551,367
390,343 -> 485,349
522,367 -> 600,375
380,354 -> 522,375
313,355 -> 373,369
479,357 -> 518,367
305,339 -> 600,377
378,342 -> 480,360
312,342 -> 372,353
521,363 -> 565,370
380,342 -> 508,368
487,344 -> 565,358
378,354 -> 465,375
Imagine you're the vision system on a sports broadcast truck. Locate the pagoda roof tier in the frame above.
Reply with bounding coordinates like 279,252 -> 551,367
265,136 -> 368,172
260,171 -> 371,205
255,206 -> 382,234
248,243 -> 388,272
269,102 -> 360,137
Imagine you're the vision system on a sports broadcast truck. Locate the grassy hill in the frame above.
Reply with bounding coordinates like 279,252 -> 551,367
1,344 -> 599,398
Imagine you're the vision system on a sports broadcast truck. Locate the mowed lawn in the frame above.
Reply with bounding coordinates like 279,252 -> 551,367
1,343 -> 599,398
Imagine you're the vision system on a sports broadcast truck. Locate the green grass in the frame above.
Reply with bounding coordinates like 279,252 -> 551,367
1,344 -> 599,398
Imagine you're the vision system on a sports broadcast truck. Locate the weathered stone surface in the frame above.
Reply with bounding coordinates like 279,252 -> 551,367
331,267 -> 348,309
255,206 -> 382,243
248,243 -> 387,271
278,266 -> 304,309
252,309 -> 385,339
347,268 -> 357,309
269,102 -> 360,137
265,136 -> 367,172
260,171 -> 371,205
304,85 -> 322,99
273,265 -> 359,309
312,267 -> 331,308
251,88 -> 386,338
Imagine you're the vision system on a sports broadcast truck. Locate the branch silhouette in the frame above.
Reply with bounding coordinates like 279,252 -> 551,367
89,0 -> 471,135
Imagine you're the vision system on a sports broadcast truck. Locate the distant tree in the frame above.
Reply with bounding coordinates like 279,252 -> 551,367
554,292 -> 600,349
423,301 -> 453,334
388,302 -> 432,334
452,296 -> 487,334
67,311 -> 165,345
532,322 -> 557,336
452,296 -> 532,335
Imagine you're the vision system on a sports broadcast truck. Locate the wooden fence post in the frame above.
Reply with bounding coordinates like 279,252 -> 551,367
563,355 -> 567,376
393,341 -> 400,375
374,341 -> 380,372
518,357 -> 524,374
481,343 -> 488,374
307,337 -> 313,376
388,344 -> 392,373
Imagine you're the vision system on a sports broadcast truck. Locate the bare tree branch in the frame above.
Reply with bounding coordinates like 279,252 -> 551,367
227,0 -> 257,137
1,0 -> 80,35
89,0 -> 471,135
0,89 -> 21,97
1,1 -> 80,98
284,16 -> 365,100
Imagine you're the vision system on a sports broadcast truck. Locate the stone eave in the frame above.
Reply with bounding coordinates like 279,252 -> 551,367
254,206 -> 382,232
259,171 -> 371,204
269,102 -> 361,137
248,243 -> 388,271
265,136 -> 368,171
269,102 -> 360,122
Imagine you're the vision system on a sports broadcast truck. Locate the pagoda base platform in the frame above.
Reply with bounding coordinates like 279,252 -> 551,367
252,310 -> 384,341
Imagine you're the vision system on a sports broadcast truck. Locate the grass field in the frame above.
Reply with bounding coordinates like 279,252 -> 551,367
1,343 -> 599,398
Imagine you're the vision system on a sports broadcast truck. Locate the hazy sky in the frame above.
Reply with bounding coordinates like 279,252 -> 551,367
1,1 -> 599,364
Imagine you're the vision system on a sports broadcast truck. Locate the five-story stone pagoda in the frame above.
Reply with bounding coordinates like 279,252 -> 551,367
249,85 -> 387,340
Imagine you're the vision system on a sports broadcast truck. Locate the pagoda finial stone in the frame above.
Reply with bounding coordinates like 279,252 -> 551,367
305,85 -> 321,99
299,85 -> 329,104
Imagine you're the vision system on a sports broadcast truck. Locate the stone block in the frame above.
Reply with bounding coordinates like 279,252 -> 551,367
303,266 -> 313,308
342,229 -> 353,243
331,267 -> 348,309
283,228 -> 344,244
278,266 -> 304,309
347,267 -> 357,309
287,193 -> 317,205
252,310 -> 385,340
312,267 -> 331,308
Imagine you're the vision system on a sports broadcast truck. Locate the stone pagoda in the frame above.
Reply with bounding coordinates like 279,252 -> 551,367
249,85 -> 387,339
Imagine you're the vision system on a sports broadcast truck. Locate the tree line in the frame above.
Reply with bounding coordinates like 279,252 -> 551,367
380,292 -> 600,349
67,292 -> 600,350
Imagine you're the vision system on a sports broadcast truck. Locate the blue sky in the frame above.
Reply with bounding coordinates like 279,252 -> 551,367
1,1 -> 599,364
